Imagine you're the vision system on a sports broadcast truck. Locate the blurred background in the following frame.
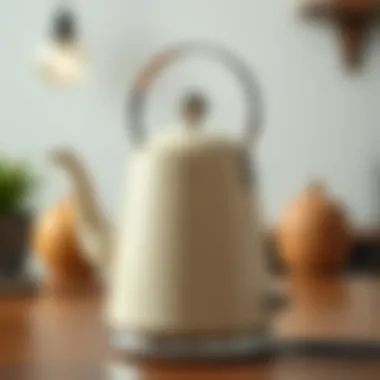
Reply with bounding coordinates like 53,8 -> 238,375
0,1 -> 380,378
3,0 -> 380,228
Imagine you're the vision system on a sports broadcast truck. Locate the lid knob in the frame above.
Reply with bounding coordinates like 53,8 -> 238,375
181,92 -> 208,129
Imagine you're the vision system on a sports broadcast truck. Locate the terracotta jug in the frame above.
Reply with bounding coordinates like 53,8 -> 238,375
32,196 -> 95,292
276,181 -> 352,276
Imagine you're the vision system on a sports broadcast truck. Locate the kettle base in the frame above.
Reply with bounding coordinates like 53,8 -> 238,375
110,331 -> 273,360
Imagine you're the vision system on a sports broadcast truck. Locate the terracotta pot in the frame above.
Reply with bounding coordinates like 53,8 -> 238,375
32,196 -> 95,292
276,181 -> 352,276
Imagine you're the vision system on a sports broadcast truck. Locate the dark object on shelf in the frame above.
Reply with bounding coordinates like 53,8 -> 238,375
348,235 -> 380,275
299,0 -> 380,70
0,214 -> 31,276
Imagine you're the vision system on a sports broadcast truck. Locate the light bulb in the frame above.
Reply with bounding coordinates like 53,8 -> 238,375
36,39 -> 86,86
36,6 -> 86,86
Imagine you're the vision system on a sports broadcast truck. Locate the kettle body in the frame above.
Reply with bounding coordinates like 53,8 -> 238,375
50,42 -> 269,358
106,43 -> 269,357
108,134 -> 268,337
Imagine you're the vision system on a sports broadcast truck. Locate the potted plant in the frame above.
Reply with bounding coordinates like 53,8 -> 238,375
0,155 -> 39,276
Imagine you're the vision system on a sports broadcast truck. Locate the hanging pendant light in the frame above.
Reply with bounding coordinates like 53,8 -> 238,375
36,4 -> 86,86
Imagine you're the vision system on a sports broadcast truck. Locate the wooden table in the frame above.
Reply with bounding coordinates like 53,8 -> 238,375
1,276 -> 380,379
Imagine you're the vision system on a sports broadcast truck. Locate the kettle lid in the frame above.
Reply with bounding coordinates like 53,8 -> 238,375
146,92 -> 242,152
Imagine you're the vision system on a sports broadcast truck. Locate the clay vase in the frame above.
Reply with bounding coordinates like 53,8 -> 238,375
32,196 -> 95,293
276,181 -> 352,277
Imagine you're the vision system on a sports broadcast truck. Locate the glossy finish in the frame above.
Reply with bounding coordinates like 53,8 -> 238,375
0,276 -> 380,378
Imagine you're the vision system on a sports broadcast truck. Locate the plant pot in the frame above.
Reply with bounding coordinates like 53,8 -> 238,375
0,213 -> 32,276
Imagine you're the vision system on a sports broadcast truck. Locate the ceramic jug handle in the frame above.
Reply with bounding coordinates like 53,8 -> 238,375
128,41 -> 265,149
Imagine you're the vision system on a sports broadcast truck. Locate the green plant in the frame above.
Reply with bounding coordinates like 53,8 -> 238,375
0,156 -> 39,215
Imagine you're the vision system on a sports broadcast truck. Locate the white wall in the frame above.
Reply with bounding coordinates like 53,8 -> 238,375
3,0 -> 380,227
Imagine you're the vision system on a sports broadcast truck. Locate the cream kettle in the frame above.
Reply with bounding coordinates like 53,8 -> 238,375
50,42 -> 271,358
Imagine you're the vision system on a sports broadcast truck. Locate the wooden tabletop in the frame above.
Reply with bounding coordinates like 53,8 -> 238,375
1,275 -> 380,379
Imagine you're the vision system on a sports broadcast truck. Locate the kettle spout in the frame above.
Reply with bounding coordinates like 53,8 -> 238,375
50,148 -> 112,276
